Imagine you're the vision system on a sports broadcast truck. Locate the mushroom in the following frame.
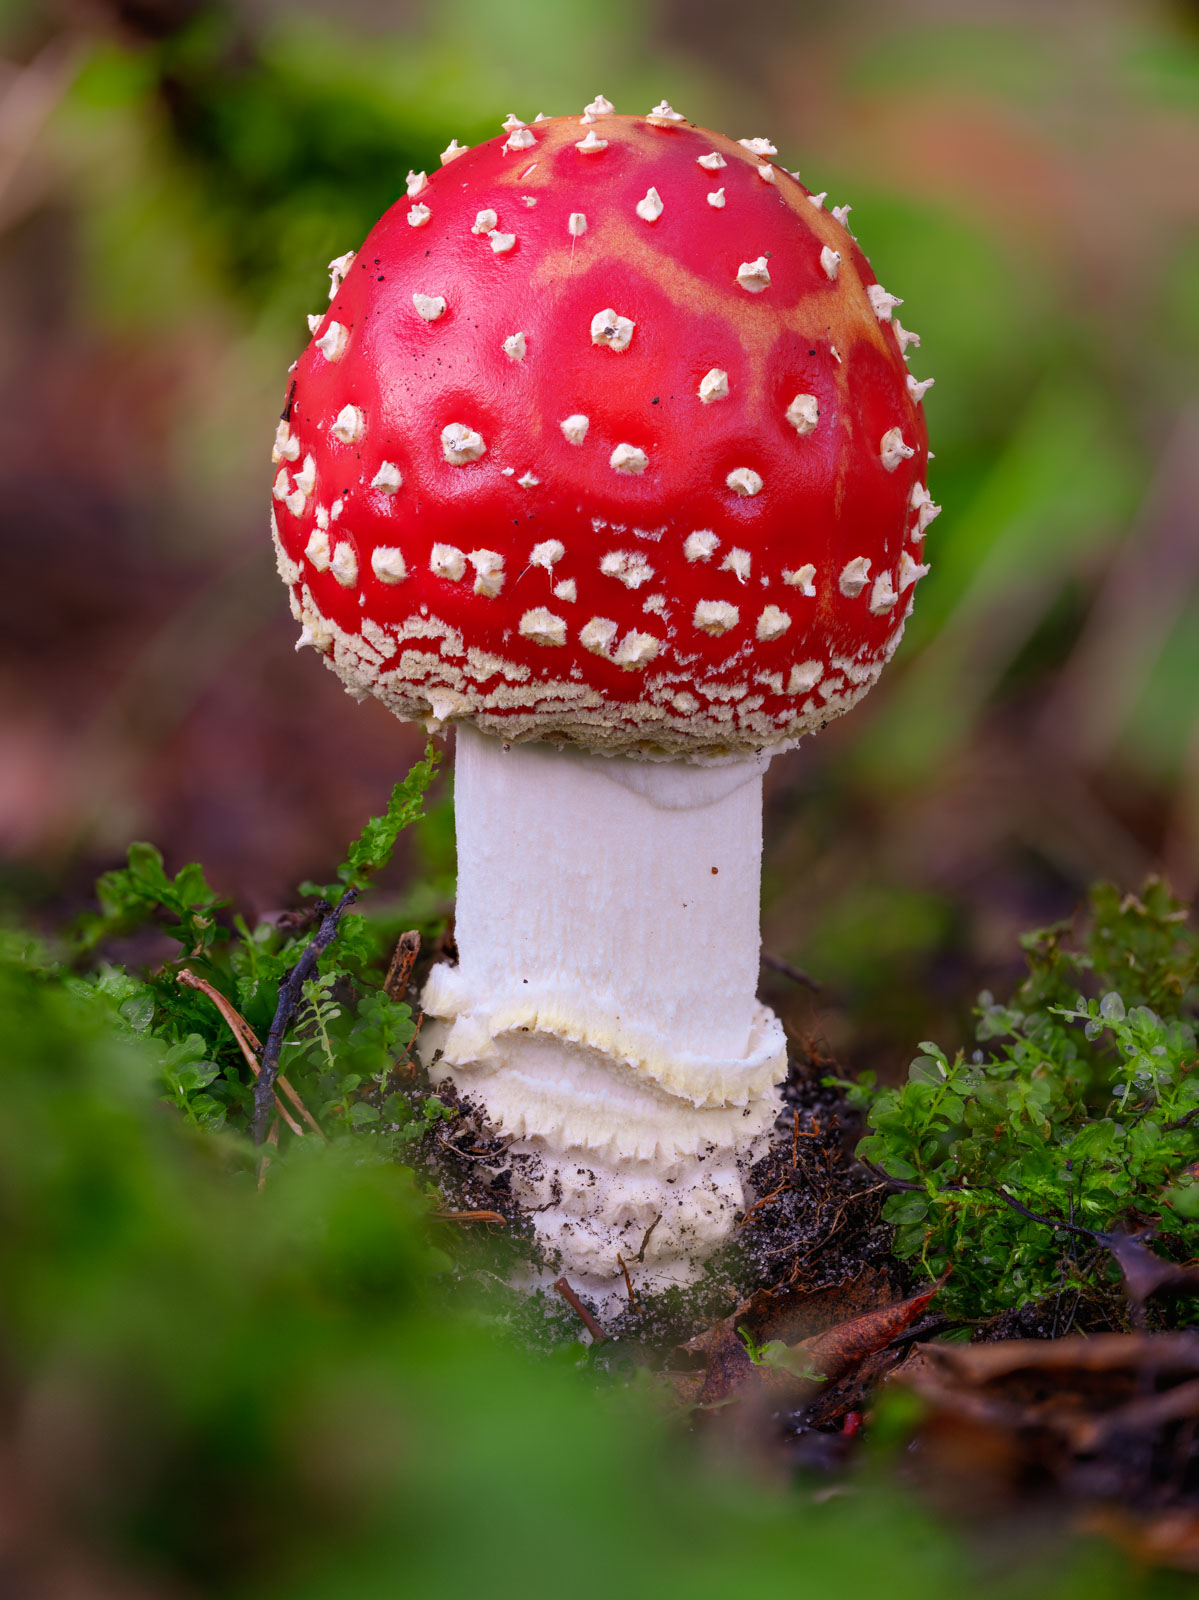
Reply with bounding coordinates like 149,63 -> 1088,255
270,105 -> 936,1304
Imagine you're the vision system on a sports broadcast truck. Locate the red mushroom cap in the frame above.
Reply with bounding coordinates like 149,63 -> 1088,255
271,104 -> 935,758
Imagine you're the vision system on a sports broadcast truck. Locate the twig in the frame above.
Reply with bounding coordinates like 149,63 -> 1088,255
384,930 -> 421,1000
431,1209 -> 507,1225
251,890 -> 358,1143
636,1213 -> 662,1264
552,1277 -> 610,1343
761,951 -> 823,992
616,1253 -> 642,1310
857,1156 -> 928,1193
1164,1098 -> 1199,1133
992,1185 -> 1106,1242
177,968 -> 325,1141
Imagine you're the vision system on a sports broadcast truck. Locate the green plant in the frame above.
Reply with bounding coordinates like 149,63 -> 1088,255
842,880 -> 1199,1320
65,741 -> 447,1152
738,1326 -> 826,1382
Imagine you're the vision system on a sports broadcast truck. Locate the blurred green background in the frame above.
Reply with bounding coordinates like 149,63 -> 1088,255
0,0 -> 1197,1083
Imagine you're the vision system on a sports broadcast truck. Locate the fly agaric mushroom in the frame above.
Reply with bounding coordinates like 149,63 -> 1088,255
270,102 -> 936,1303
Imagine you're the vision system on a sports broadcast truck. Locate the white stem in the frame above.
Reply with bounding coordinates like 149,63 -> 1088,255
421,724 -> 786,1301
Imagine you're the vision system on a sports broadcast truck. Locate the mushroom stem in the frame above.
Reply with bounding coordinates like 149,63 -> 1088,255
421,724 -> 786,1302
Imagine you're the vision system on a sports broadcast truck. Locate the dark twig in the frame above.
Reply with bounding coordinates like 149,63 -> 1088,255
636,1213 -> 662,1264
1164,1097 -> 1199,1133
251,890 -> 358,1143
761,951 -> 823,993
616,1253 -> 642,1310
992,1186 -> 1106,1242
552,1277 -> 610,1343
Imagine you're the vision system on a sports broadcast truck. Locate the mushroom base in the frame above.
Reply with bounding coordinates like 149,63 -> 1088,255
422,1022 -> 783,1300
419,723 -> 787,1301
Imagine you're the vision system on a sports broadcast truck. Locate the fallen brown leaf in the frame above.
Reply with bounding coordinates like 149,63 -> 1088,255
685,1268 -> 894,1407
